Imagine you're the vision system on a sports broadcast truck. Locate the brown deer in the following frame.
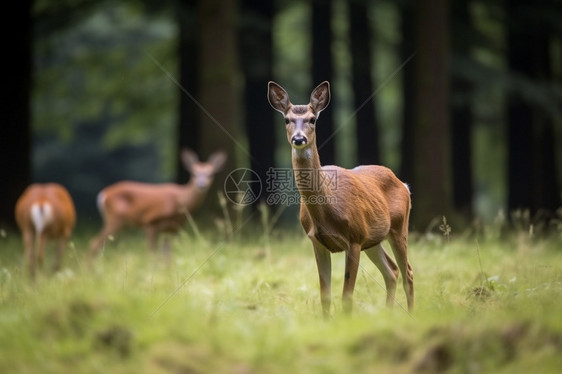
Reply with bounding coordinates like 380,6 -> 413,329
268,81 -> 414,315
89,149 -> 226,256
15,183 -> 76,277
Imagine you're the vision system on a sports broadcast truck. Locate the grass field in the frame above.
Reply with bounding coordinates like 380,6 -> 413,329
1,220 -> 561,373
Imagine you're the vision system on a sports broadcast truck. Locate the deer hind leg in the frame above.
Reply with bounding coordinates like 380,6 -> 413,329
313,243 -> 332,317
343,243 -> 362,314
364,243 -> 399,307
388,231 -> 414,312
53,238 -> 66,273
23,231 -> 36,278
36,233 -> 47,272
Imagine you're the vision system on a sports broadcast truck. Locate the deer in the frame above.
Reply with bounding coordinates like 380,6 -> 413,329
89,149 -> 227,256
15,183 -> 76,278
268,81 -> 414,316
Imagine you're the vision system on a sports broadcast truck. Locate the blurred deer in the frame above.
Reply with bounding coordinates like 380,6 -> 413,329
89,149 -> 226,256
15,183 -> 76,277
268,81 -> 413,315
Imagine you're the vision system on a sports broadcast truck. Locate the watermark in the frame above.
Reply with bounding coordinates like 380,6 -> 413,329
224,168 -> 262,205
224,167 -> 338,206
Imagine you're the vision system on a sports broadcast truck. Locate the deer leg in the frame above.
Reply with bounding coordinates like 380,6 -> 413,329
364,243 -> 399,307
343,243 -> 361,314
313,243 -> 332,317
89,218 -> 121,258
36,234 -> 47,272
388,231 -> 414,312
162,235 -> 173,265
53,238 -> 65,273
146,226 -> 158,253
23,231 -> 35,278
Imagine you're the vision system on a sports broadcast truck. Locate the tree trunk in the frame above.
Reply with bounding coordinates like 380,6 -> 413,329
507,0 -> 561,217
348,0 -> 379,166
312,0 -> 335,165
239,0 -> 275,204
176,0 -> 200,183
0,0 -> 32,229
197,0 -> 240,211
399,0 -> 415,185
411,0 -> 452,230
451,0 -> 474,221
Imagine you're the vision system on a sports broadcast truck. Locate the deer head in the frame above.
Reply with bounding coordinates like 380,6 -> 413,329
268,81 -> 331,150
181,149 -> 227,190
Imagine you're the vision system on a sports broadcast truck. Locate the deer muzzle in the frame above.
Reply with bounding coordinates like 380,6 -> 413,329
291,134 -> 307,147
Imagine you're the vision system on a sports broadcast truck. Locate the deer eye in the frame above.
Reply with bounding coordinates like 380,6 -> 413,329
309,118 -> 316,125
285,118 -> 290,124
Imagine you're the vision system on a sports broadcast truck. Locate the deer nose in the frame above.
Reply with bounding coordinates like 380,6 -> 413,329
292,135 -> 307,147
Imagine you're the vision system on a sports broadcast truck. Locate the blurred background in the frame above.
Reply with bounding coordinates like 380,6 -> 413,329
1,0 -> 561,232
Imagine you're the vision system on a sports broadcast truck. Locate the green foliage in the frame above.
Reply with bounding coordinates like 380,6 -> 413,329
33,2 -> 177,178
1,224 -> 561,373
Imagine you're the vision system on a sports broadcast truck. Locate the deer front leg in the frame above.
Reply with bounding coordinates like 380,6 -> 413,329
146,226 -> 158,252
313,243 -> 332,317
343,243 -> 362,314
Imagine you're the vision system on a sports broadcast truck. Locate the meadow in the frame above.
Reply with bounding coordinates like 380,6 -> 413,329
1,217 -> 561,373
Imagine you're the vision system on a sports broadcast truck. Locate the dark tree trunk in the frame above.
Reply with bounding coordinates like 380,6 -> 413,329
239,0 -> 275,204
411,0 -> 452,230
348,0 -> 379,166
312,0 -> 335,165
176,0 -> 200,183
451,0 -> 474,220
197,0 -> 239,210
0,0 -> 32,229
507,1 -> 534,213
399,0 -> 415,185
506,0 -> 561,217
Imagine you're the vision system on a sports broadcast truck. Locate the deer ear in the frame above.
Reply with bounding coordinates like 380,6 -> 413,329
208,151 -> 227,172
181,148 -> 199,171
310,81 -> 330,114
268,81 -> 291,114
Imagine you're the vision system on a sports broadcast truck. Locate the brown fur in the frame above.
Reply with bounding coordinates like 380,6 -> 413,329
268,81 -> 414,315
15,183 -> 76,277
89,149 -> 226,255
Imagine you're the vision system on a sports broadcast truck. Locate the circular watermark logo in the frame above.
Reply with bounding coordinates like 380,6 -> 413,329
224,168 -> 262,206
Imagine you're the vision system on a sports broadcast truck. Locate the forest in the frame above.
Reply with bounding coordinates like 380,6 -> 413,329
2,1 -> 562,373
1,0 -> 561,232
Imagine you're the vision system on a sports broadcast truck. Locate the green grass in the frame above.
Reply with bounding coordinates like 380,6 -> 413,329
1,225 -> 561,373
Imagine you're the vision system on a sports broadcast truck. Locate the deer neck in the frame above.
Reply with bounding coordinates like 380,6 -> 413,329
291,142 -> 330,201
180,181 -> 209,212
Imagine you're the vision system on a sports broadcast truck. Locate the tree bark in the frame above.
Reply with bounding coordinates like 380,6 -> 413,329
239,0 -> 275,204
348,0 -> 379,166
176,0 -> 200,183
451,0 -> 474,220
0,0 -> 32,229
411,0 -> 452,230
507,0 -> 561,217
197,0 -> 240,211
312,0 -> 335,165
399,0 -> 415,185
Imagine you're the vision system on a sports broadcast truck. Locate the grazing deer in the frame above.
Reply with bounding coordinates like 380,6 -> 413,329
15,183 -> 76,277
89,149 -> 227,256
268,81 -> 414,315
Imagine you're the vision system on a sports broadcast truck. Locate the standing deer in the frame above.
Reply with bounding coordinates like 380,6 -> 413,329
89,149 -> 226,256
15,183 -> 76,277
268,81 -> 414,315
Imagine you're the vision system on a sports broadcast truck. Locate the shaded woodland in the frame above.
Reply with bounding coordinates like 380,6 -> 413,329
1,0 -> 561,232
